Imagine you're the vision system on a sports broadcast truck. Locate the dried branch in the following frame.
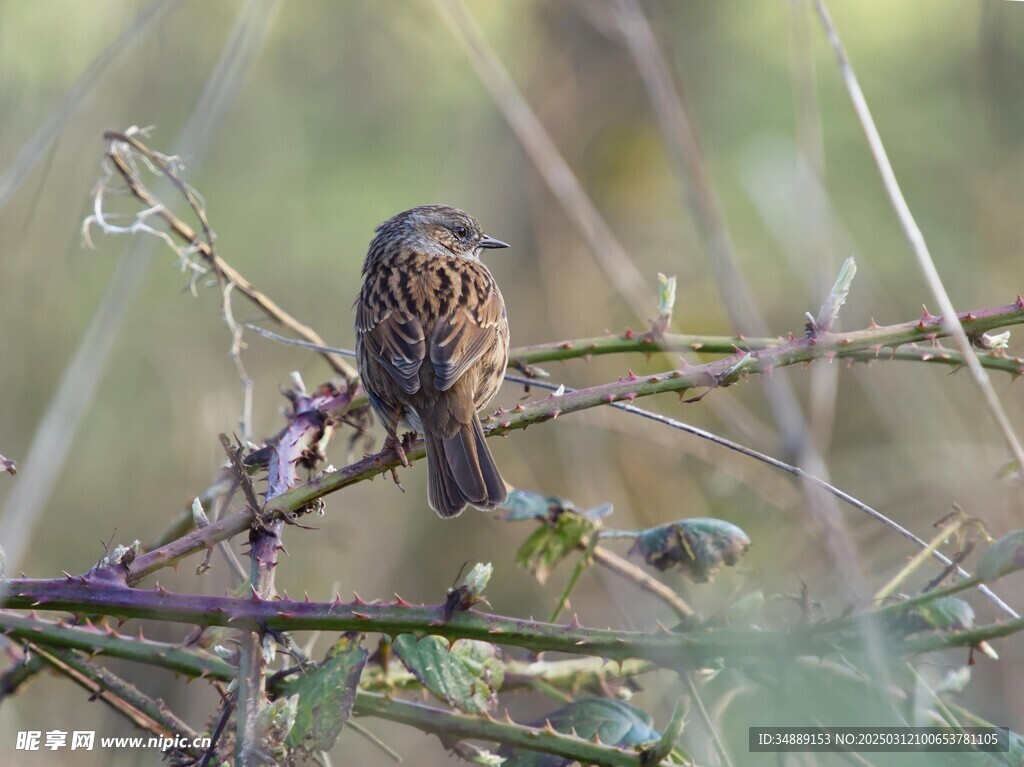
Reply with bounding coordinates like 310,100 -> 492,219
0,0 -> 278,581
31,643 -> 202,752
94,129 -> 356,382
590,546 -> 694,619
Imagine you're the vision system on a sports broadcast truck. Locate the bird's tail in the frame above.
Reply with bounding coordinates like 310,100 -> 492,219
423,413 -> 507,518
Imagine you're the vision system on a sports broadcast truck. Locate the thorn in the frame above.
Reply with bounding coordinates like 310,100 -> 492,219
394,593 -> 411,607
869,317 -> 880,328
1017,294 -> 1024,310
623,327 -> 636,340
550,409 -> 561,419
304,591 -> 311,603
627,369 -> 638,381
352,612 -> 372,620
568,613 -> 582,629
655,620 -> 671,633
513,403 -> 524,412
62,570 -> 73,580
353,591 -> 365,605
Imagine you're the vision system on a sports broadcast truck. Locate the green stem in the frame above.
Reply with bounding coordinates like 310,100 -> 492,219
0,610 -> 233,678
549,534 -> 599,623
352,691 -> 652,767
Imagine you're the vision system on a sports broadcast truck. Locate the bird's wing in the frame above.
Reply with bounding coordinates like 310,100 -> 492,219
355,302 -> 426,395
430,283 -> 505,392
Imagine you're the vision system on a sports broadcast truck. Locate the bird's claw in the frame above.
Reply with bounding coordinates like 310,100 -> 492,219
389,468 -> 405,492
382,433 -> 410,467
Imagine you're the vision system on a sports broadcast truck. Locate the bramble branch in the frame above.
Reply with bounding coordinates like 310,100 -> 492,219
114,299 -> 1024,591
3,574 -> 1012,670
268,299 -> 1024,516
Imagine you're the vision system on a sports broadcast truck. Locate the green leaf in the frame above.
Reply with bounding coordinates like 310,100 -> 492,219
816,256 -> 857,332
888,596 -> 975,637
392,636 -> 503,714
977,529 -> 1024,582
499,699 -> 660,767
629,518 -> 751,582
282,633 -> 368,752
516,511 -> 598,585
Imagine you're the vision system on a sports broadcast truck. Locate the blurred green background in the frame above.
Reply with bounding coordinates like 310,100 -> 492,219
2,0 -> 1024,764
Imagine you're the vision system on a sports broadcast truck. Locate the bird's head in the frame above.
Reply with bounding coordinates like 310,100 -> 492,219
372,204 -> 509,261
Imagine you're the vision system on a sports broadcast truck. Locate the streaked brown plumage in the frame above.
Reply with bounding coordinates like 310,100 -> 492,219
354,205 -> 510,517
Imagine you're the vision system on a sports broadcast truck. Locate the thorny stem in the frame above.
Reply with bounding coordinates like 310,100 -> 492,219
0,610 -> 233,678
3,576 -> 1017,669
508,328 -> 1024,378
235,518 -> 284,766
352,691 -> 673,767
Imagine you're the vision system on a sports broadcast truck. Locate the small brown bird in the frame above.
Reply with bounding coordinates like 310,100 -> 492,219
354,205 -> 511,517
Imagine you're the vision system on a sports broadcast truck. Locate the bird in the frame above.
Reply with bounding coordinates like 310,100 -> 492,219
354,205 -> 511,518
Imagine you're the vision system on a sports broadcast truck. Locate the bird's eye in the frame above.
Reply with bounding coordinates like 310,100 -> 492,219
453,226 -> 468,239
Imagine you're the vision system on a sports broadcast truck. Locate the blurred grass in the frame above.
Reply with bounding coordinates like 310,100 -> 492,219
2,0 -> 1024,764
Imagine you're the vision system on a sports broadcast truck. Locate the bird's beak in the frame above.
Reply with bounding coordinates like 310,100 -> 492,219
478,235 -> 510,250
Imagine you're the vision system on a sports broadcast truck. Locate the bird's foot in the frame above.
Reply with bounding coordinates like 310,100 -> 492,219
401,432 -> 418,461
382,433 -> 409,468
